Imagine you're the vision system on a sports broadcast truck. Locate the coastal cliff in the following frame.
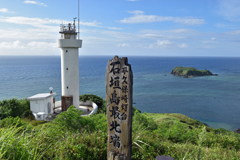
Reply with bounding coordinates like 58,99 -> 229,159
171,66 -> 218,78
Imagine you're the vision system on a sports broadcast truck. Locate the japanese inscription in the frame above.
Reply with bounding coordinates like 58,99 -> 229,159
106,56 -> 133,160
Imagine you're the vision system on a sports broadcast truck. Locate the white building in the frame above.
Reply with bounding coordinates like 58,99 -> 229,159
27,93 -> 56,121
57,20 -> 82,108
27,19 -> 98,121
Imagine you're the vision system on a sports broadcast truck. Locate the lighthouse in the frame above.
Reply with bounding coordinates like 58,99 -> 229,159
57,19 -> 82,109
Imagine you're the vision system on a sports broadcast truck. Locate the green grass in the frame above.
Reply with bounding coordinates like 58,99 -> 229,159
0,99 -> 240,159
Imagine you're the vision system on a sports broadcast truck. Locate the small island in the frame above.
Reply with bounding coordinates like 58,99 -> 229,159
171,66 -> 218,78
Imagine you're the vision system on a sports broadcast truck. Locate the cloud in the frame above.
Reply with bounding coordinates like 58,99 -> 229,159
27,41 -> 57,49
215,23 -> 237,29
24,0 -> 47,7
148,40 -> 189,49
227,30 -> 240,34
0,40 -> 58,50
0,40 -> 25,49
203,37 -> 217,44
148,40 -> 172,49
168,29 -> 195,33
217,0 -> 240,21
140,33 -> 185,40
157,40 -> 171,45
0,8 -> 15,13
119,11 -> 205,25
0,29 -> 58,40
80,21 -> 101,27
127,10 -> 144,15
107,27 -> 122,30
178,43 -> 188,48
0,16 -> 101,29
117,43 -> 129,47
138,29 -> 196,41
202,45 -> 214,49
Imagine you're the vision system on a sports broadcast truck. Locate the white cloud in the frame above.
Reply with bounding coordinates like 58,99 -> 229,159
80,21 -> 101,27
0,40 -> 58,50
27,41 -> 57,49
0,29 -> 58,40
203,41 -> 216,44
127,10 -> 144,15
148,40 -> 189,49
139,33 -> 185,40
0,16 -> 101,29
178,43 -> 188,48
0,40 -> 25,49
117,43 -> 129,47
203,45 -> 214,49
217,0 -> 240,21
156,40 -> 171,46
119,11 -> 205,25
138,29 -> 196,41
148,40 -> 172,49
203,37 -> 217,44
24,0 -> 47,7
0,16 -> 61,28
168,29 -> 195,33
0,8 -> 14,13
24,0 -> 37,4
107,27 -> 122,30
227,30 -> 240,34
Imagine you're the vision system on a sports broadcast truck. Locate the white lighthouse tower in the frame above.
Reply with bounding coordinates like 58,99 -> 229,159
57,20 -> 82,109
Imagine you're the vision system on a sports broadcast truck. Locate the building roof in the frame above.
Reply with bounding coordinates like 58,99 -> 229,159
27,93 -> 56,100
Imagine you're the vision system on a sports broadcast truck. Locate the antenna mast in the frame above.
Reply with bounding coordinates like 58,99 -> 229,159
78,0 -> 80,39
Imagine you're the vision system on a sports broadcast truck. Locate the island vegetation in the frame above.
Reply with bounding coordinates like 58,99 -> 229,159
0,95 -> 240,159
171,66 -> 218,78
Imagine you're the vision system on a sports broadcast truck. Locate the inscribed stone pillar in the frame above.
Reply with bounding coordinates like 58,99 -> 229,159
106,56 -> 133,160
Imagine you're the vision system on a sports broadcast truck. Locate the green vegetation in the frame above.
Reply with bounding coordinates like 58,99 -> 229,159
0,98 -> 33,120
79,94 -> 106,114
171,66 -> 215,78
0,98 -> 240,159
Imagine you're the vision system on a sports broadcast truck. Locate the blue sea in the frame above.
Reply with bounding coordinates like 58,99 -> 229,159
1,56 -> 240,131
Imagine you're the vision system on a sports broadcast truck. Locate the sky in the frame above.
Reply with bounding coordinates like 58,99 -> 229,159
0,0 -> 240,57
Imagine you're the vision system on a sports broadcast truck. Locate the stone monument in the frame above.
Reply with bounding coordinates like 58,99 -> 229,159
106,56 -> 133,160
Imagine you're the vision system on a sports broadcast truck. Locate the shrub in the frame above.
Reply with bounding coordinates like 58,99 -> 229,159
0,98 -> 31,120
79,94 -> 104,113
0,116 -> 26,128
21,110 -> 34,120
52,105 -> 96,132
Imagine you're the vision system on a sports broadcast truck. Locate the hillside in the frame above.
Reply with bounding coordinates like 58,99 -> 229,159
0,98 -> 240,159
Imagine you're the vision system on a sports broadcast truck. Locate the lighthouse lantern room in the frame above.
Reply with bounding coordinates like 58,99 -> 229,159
57,19 -> 82,110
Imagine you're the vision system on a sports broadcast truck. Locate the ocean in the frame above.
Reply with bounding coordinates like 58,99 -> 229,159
1,56 -> 240,131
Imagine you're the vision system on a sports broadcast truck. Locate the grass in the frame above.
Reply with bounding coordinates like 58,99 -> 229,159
0,99 -> 240,159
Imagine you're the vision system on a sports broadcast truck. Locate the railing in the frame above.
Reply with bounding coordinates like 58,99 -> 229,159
60,24 -> 76,33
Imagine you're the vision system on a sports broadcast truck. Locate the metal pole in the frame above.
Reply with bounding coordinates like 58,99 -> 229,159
78,0 -> 80,39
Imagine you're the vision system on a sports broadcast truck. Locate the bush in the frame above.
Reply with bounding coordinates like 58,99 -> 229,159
52,105 -> 96,132
79,94 -> 105,113
21,110 -> 35,120
0,116 -> 26,128
0,98 -> 31,120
